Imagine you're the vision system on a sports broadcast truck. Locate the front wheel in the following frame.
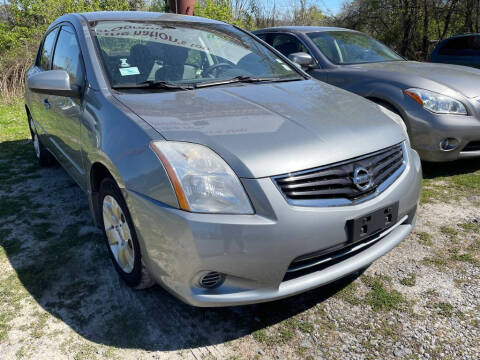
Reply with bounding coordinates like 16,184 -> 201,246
99,177 -> 154,289
28,116 -> 53,166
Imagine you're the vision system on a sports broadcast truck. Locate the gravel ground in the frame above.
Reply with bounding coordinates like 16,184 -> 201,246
1,110 -> 479,359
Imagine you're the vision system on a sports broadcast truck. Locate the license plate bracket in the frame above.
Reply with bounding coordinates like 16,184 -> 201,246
347,202 -> 399,243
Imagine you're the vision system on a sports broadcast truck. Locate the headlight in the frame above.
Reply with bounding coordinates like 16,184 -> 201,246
404,88 -> 467,115
150,141 -> 254,214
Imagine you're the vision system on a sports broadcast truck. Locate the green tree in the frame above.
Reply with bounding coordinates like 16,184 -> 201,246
195,0 -> 240,25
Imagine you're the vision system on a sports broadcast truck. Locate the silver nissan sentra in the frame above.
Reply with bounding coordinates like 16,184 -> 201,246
25,11 -> 422,306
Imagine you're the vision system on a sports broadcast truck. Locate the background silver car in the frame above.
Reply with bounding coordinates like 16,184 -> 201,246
25,12 -> 422,306
254,26 -> 480,162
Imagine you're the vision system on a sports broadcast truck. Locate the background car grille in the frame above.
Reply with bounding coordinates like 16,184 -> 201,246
274,143 -> 405,203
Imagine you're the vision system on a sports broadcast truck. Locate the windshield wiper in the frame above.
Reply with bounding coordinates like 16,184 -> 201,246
195,75 -> 302,88
112,80 -> 194,90
112,76 -> 303,91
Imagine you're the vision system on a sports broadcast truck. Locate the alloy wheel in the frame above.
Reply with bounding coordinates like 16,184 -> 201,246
102,195 -> 135,273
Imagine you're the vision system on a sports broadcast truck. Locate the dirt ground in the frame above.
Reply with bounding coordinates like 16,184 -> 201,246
1,104 -> 480,360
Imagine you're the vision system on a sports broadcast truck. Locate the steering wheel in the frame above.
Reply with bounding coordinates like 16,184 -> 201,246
202,62 -> 235,77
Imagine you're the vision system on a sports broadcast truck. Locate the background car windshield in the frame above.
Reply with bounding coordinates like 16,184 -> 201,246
308,31 -> 403,65
93,21 -> 298,86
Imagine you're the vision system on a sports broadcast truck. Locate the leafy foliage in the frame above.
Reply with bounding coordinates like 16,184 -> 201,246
334,0 -> 480,59
0,0 -> 146,101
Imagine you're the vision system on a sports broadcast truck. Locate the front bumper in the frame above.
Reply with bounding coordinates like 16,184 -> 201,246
404,102 -> 480,162
126,148 -> 422,307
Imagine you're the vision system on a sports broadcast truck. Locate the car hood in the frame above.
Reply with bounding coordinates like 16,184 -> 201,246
115,79 -> 406,178
353,61 -> 480,98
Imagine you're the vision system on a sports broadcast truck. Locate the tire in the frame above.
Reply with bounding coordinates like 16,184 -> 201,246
28,115 -> 53,167
99,177 -> 154,289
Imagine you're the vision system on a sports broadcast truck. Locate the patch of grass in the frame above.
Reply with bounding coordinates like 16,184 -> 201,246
252,328 -> 269,343
435,302 -> 455,317
0,196 -> 24,219
400,273 -> 416,287
296,346 -> 309,357
440,226 -> 458,240
31,312 -> 49,339
0,273 -> 29,341
15,345 -> 28,359
31,222 -> 56,241
335,281 -> 360,305
0,312 -> 12,342
297,321 -> 315,335
417,231 -> 433,246
420,181 -> 447,204
449,249 -> 478,265
422,253 -> 448,270
0,101 -> 29,144
425,289 -> 440,298
104,309 -> 150,348
451,172 -> 480,192
15,222 -> 95,298
276,326 -> 295,343
251,320 -> 296,346
362,275 -> 407,311
0,229 -> 23,258
467,240 -> 480,252
282,317 -> 315,335
459,221 -> 480,233
73,343 -> 98,360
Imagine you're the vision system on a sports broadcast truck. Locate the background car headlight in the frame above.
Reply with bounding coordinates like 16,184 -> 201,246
404,88 -> 467,115
150,141 -> 254,214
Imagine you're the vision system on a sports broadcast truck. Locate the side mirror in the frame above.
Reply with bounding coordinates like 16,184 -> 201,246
288,52 -> 314,68
28,70 -> 80,98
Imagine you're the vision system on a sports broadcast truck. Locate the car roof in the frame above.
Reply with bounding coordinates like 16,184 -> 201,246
442,33 -> 480,40
253,26 -> 354,34
62,11 -> 225,25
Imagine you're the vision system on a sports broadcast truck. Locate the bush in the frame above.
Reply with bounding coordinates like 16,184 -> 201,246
0,0 -> 146,101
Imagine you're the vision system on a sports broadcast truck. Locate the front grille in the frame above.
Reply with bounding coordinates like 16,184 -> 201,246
273,143 -> 405,205
463,141 -> 480,152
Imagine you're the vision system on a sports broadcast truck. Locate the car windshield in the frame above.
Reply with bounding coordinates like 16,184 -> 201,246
92,21 -> 302,88
308,31 -> 403,65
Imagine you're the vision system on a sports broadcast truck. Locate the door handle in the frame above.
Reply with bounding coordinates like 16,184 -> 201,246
42,99 -> 50,110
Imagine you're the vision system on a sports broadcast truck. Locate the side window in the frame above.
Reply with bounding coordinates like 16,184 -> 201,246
438,37 -> 469,56
437,36 -> 480,56
38,28 -> 59,70
256,33 -> 267,42
270,34 -> 309,57
52,27 -> 84,87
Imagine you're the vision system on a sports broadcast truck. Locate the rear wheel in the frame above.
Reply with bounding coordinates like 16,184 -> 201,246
28,116 -> 53,166
99,177 -> 154,289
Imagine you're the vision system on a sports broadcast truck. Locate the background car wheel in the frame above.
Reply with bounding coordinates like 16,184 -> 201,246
28,116 -> 53,166
99,177 -> 154,289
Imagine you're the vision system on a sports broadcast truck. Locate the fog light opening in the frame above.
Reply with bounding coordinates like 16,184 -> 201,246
440,138 -> 459,151
198,271 -> 225,289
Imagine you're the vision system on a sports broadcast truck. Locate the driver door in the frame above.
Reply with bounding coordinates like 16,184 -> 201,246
47,25 -> 86,187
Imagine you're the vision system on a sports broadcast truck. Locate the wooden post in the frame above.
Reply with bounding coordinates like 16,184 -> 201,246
168,0 -> 195,15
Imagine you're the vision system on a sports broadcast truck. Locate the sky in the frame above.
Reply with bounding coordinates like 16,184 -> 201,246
260,0 -> 347,16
